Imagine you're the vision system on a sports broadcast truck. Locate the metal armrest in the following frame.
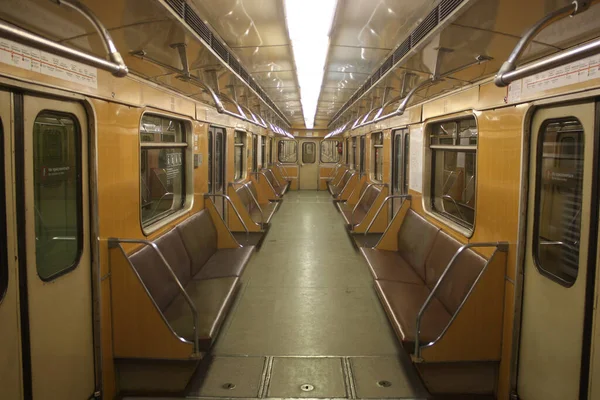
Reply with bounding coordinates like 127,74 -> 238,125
204,194 -> 249,244
364,194 -> 412,241
108,237 -> 199,354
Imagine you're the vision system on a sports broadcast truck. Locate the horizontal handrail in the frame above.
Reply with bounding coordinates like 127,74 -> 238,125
495,1 -> 590,87
364,194 -> 412,238
414,241 -> 509,360
107,237 -> 199,353
204,194 -> 249,244
0,4 -> 128,77
370,77 -> 437,125
350,183 -> 387,228
230,181 -> 264,227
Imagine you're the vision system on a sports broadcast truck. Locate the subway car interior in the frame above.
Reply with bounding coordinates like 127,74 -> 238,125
2,0 -> 600,399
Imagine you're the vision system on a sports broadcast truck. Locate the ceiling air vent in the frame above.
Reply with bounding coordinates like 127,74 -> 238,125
393,37 -> 411,64
439,0 -> 465,20
165,0 -> 185,17
211,39 -> 229,63
228,57 -> 241,74
184,6 -> 211,44
411,8 -> 438,46
379,55 -> 393,76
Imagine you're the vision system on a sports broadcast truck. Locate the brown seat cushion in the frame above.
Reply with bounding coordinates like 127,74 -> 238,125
375,280 -> 451,343
360,248 -> 424,284
424,231 -> 487,314
163,277 -> 239,351
129,230 -> 191,312
250,201 -> 279,224
397,210 -> 439,281
193,247 -> 254,280
176,211 -> 218,277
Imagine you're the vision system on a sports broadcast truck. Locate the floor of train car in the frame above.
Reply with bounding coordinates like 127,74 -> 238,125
126,190 -> 428,400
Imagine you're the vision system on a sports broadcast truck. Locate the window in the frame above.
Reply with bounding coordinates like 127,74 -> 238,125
252,134 -> 258,173
534,118 -> 584,286
0,118 -> 6,298
261,136 -> 266,168
351,137 -> 357,169
208,126 -> 225,194
345,138 -> 350,164
429,117 -> 477,230
392,129 -> 410,194
34,111 -> 82,281
321,140 -> 341,163
302,142 -> 316,163
359,135 -> 365,176
278,140 -> 297,163
234,131 -> 246,181
371,132 -> 383,182
270,137 -> 275,165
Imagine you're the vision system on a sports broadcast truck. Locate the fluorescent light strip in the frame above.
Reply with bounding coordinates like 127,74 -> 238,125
284,0 -> 337,129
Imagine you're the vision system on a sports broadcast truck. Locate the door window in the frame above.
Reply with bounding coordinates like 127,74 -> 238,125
0,117 -> 6,299
534,118 -> 584,286
278,140 -> 297,163
234,131 -> 246,181
302,142 -> 316,163
33,111 -> 82,281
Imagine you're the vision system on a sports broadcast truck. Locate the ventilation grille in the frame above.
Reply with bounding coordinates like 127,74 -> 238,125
163,0 -> 288,124
330,0 -> 466,125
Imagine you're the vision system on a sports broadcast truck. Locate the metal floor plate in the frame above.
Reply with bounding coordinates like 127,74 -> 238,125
350,356 -> 427,399
189,356 -> 267,398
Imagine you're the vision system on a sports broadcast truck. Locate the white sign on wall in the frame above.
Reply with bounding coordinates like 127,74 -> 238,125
409,126 -> 423,193
507,54 -> 600,103
0,38 -> 98,89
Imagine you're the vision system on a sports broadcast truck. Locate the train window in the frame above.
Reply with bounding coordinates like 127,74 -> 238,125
33,111 -> 82,281
278,140 -> 297,163
392,129 -> 409,194
534,118 -> 584,286
345,138 -> 350,164
321,140 -> 340,163
234,131 -> 246,181
351,137 -> 357,169
371,132 -> 383,182
140,114 -> 187,228
359,136 -> 365,177
0,118 -> 6,300
429,117 -> 477,230
302,142 -> 316,163
269,137 -> 275,165
261,136 -> 266,168
252,134 -> 258,173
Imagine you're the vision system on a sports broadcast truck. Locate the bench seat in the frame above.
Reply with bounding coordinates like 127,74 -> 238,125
163,277 -> 240,350
263,169 -> 288,196
360,248 -> 423,284
336,183 -> 381,228
375,280 -> 451,344
129,210 -> 254,352
328,170 -> 354,198
235,181 -> 280,227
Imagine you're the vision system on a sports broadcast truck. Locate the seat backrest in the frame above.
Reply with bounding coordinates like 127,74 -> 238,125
397,210 -> 439,280
129,229 -> 191,312
339,170 -> 353,187
248,181 -> 259,201
360,185 -> 381,212
176,210 -> 219,277
424,231 -> 487,314
263,169 -> 279,187
236,185 -> 255,212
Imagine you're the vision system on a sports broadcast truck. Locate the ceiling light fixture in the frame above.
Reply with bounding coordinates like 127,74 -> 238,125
284,0 -> 337,129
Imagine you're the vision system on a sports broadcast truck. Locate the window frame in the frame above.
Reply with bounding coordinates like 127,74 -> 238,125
33,110 -> 84,282
320,139 -> 341,164
424,114 -> 478,237
278,139 -> 298,163
139,111 -> 193,235
370,132 -> 384,182
234,130 -> 247,181
532,117 -> 585,287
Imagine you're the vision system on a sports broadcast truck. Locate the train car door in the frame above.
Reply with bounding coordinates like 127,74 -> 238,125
0,90 -> 22,400
517,102 -> 597,400
391,128 -> 410,215
299,139 -> 318,189
208,126 -> 226,218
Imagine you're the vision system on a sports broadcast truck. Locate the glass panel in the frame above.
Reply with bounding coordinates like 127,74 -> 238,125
403,133 -> 410,194
140,114 -> 184,143
359,136 -> 365,176
0,117 -> 7,299
252,134 -> 258,172
234,131 -> 246,181
393,133 -> 403,193
320,140 -> 341,163
351,137 -> 357,169
141,148 -> 185,225
345,138 -> 350,164
302,142 -> 316,163
278,140 -> 297,163
33,112 -> 82,281
534,118 -> 584,286
261,137 -> 266,168
208,129 -> 213,193
215,130 -> 224,191
372,133 -> 383,182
